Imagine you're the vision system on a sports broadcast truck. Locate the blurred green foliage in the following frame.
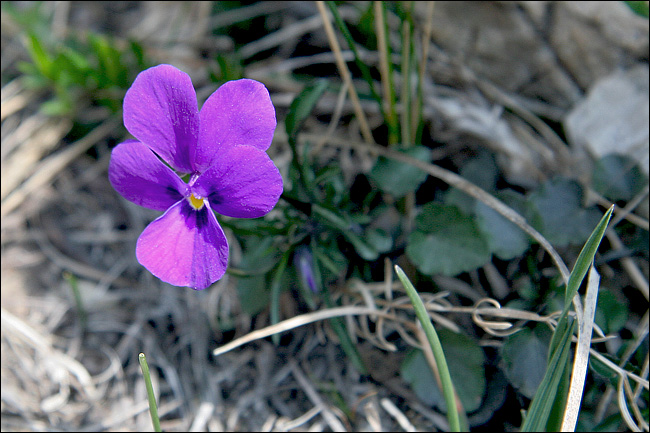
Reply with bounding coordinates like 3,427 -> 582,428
624,0 -> 650,18
4,2 -> 148,117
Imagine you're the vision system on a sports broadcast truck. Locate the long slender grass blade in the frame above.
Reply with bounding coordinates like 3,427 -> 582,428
395,265 -> 461,432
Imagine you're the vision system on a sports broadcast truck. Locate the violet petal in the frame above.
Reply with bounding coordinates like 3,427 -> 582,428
108,139 -> 188,211
136,200 -> 229,290
193,145 -> 283,218
195,79 -> 276,171
123,64 -> 198,173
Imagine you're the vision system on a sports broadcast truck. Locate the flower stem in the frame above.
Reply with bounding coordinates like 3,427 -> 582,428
138,353 -> 161,432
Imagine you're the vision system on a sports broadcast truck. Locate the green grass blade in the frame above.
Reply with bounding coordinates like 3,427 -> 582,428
138,353 -> 161,432
547,205 -> 613,372
63,271 -> 87,331
521,319 -> 575,432
395,265 -> 461,432
400,2 -> 413,147
563,205 -> 614,309
270,250 -> 292,345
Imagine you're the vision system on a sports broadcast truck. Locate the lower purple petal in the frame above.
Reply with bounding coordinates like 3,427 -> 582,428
136,200 -> 228,289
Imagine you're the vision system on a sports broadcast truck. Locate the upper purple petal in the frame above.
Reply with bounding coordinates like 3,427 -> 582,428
193,145 -> 283,218
195,79 -> 276,172
136,200 -> 229,289
123,64 -> 199,173
108,139 -> 188,211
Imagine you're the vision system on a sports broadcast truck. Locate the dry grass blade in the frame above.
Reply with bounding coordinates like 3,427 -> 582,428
213,306 -> 403,356
275,406 -> 322,431
1,117 -> 120,217
374,1 -> 393,132
315,1 -> 374,144
289,361 -> 347,432
1,114 -> 71,199
561,265 -> 601,431
381,397 -> 417,432
1,307 -> 99,400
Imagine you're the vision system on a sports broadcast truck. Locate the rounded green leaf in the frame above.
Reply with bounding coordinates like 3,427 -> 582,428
592,153 -> 647,202
475,190 -> 530,260
368,145 -> 431,198
501,324 -> 551,399
595,289 -> 628,335
365,227 -> 393,254
525,177 -> 602,247
406,203 -> 490,276
285,79 -> 329,139
401,329 -> 486,413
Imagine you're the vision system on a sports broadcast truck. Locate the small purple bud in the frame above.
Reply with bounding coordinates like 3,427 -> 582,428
295,246 -> 318,293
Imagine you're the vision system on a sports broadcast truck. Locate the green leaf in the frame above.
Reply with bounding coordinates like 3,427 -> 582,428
365,228 -> 393,254
129,40 -> 147,69
312,204 -> 381,261
625,1 -> 649,18
270,249 -> 291,344
501,324 -> 551,399
592,153 -> 647,202
285,79 -> 329,139
588,353 -> 619,383
345,230 -> 381,261
40,98 -> 73,116
313,243 -> 347,279
406,203 -> 490,276
460,151 -> 499,192
401,329 -> 486,413
233,236 -> 280,314
474,190 -> 530,260
26,32 -> 53,80
443,151 -> 498,213
526,177 -> 602,247
595,289 -> 628,334
211,53 -> 244,83
368,145 -> 430,198
236,274 -> 271,315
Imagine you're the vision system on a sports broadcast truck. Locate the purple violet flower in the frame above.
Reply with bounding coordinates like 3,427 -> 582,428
109,64 -> 283,290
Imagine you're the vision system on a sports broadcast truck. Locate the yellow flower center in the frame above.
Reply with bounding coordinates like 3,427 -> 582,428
188,193 -> 205,210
